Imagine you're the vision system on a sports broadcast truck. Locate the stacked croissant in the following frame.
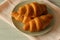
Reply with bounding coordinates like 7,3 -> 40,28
12,2 -> 53,32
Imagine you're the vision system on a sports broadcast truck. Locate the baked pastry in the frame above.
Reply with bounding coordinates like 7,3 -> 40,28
12,2 -> 48,24
23,14 -> 53,32
17,2 -> 48,17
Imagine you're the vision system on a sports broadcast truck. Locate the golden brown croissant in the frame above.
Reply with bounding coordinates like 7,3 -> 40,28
23,14 -> 53,32
17,2 -> 48,17
12,2 -> 48,24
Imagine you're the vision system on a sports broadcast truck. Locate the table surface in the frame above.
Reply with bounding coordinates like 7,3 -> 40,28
0,0 -> 60,40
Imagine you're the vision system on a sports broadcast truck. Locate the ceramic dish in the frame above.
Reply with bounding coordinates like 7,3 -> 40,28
11,0 -> 55,36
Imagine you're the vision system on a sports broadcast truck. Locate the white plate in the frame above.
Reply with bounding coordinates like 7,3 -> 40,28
11,0 -> 55,36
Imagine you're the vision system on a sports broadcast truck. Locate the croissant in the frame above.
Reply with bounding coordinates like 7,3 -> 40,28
12,2 -> 48,24
23,14 -> 53,32
17,2 -> 48,17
